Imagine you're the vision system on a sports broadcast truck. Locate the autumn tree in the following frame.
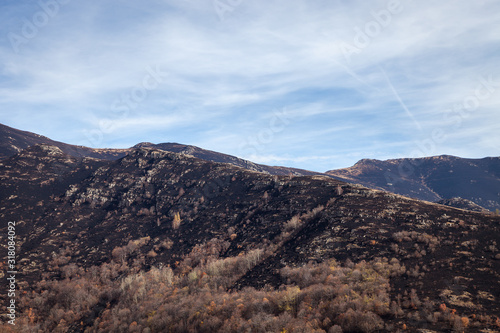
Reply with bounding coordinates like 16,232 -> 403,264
172,212 -> 181,229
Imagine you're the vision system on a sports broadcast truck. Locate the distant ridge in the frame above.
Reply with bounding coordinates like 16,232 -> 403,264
0,123 -> 325,177
327,155 -> 500,211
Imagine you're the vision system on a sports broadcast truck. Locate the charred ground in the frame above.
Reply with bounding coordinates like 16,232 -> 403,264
0,144 -> 499,332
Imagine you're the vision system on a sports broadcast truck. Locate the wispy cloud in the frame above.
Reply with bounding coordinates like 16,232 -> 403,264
0,0 -> 499,171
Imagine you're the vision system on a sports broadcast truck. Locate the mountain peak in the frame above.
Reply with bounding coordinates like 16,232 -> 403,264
132,142 -> 157,148
354,158 -> 380,165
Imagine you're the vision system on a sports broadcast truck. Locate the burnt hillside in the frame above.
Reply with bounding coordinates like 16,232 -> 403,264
1,145 -> 499,331
327,155 -> 500,212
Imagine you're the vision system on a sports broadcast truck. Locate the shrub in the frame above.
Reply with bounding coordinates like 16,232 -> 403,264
172,212 -> 181,229
329,325 -> 343,333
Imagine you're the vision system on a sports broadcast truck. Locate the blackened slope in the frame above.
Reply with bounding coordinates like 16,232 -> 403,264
17,148 -> 346,281
2,146 -> 500,321
235,187 -> 500,315
0,123 -> 130,160
327,155 -> 500,211
0,144 -> 109,241
0,123 -> 59,159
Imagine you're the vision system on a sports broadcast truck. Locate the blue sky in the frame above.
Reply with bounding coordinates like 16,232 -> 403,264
1,0 -> 499,172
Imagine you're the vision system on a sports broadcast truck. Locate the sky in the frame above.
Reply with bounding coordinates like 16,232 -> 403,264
1,0 -> 499,172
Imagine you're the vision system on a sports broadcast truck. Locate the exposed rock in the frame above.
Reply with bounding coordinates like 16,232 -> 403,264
436,197 -> 490,213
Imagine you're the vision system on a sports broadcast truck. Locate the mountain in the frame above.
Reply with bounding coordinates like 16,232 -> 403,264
0,123 -> 130,161
1,144 -> 499,332
133,142 -> 323,177
0,123 -> 322,177
327,155 -> 500,212
4,123 -> 500,213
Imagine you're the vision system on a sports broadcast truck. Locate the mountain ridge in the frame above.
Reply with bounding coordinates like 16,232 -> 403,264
327,155 -> 500,211
2,122 -> 499,213
0,123 -> 129,161
0,123 -> 325,177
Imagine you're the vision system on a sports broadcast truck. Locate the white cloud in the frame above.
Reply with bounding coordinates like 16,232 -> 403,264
0,0 -> 499,171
